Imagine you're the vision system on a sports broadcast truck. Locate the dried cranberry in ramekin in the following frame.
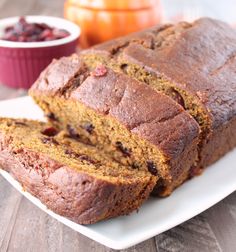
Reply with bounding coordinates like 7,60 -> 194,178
1,17 -> 70,42
0,16 -> 80,89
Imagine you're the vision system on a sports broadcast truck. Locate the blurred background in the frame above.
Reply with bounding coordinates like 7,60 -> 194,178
1,0 -> 235,47
0,0 -> 235,95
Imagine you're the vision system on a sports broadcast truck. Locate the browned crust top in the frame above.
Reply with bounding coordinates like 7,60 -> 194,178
84,18 -> 236,129
30,54 -> 88,96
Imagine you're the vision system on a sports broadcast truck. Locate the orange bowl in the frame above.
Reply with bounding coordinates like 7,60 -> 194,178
64,0 -> 162,48
66,0 -> 159,10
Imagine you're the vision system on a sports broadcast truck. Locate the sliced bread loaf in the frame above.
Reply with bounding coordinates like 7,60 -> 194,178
29,57 -> 199,196
0,118 -> 156,224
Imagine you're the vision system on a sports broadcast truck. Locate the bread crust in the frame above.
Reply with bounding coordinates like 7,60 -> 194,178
0,132 -> 154,224
119,18 -> 236,128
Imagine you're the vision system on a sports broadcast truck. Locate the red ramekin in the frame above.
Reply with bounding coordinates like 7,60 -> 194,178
0,16 -> 80,89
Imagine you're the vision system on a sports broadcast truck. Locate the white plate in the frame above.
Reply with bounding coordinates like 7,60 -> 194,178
0,96 -> 236,250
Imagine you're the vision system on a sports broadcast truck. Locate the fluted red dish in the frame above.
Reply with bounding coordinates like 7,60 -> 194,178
0,16 -> 80,89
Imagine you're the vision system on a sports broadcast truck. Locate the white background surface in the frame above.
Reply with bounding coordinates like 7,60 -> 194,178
163,0 -> 236,25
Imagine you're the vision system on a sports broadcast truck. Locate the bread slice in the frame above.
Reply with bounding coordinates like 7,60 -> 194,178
0,118 -> 156,224
29,57 -> 199,196
82,17 -> 236,172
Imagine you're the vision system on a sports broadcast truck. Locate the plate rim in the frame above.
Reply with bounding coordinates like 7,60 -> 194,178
1,168 -> 235,250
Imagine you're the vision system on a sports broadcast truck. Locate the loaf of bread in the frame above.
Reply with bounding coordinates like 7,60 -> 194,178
30,17 -> 236,198
82,17 -> 236,172
0,118 -> 156,224
1,17 -> 235,225
29,55 -> 199,196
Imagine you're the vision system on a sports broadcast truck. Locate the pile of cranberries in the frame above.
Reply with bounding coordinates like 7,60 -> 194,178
1,17 -> 70,42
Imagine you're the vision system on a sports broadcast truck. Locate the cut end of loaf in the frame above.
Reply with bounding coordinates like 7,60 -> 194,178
0,117 -> 157,224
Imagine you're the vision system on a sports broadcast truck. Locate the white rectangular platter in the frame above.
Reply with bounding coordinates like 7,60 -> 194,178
0,96 -> 235,250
